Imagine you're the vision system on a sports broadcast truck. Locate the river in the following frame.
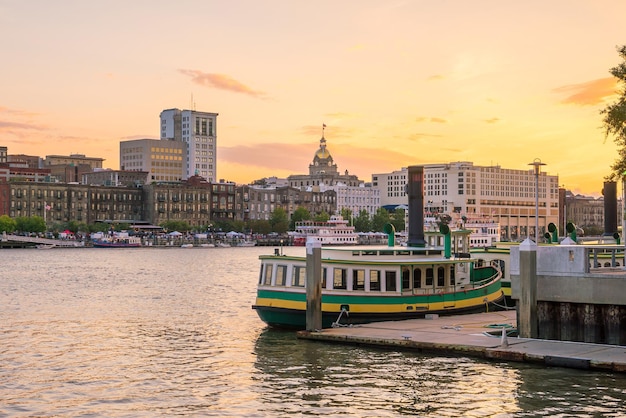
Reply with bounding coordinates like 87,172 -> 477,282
1,246 -> 624,417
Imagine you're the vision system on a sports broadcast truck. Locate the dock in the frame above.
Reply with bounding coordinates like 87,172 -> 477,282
296,310 -> 626,373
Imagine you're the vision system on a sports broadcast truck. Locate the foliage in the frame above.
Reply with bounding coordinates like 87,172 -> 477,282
270,207 -> 289,233
601,45 -> 626,180
249,219 -> 271,235
371,207 -> 391,233
340,208 -> 353,225
290,206 -> 311,229
159,220 -> 191,232
353,209 -> 371,232
15,216 -> 46,233
314,211 -> 330,222
390,208 -> 406,232
0,215 -> 17,233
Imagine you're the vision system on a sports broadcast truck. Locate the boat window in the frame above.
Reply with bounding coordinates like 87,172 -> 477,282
362,250 -> 377,256
322,268 -> 327,289
379,250 -> 394,256
293,266 -> 305,287
437,266 -> 445,287
413,267 -> 422,289
450,266 -> 455,286
264,264 -> 273,285
397,250 -> 411,256
385,271 -> 397,292
276,265 -> 287,286
402,266 -> 411,291
425,267 -> 434,286
333,268 -> 347,290
258,266 -> 264,285
369,270 -> 381,291
353,269 -> 365,290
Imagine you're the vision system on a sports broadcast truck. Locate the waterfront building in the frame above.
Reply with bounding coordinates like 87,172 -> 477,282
0,146 -> 7,164
119,138 -> 185,183
335,183 -> 380,218
160,108 -> 218,182
2,181 -> 143,223
43,154 -> 104,183
372,162 -> 560,241
563,190 -> 621,236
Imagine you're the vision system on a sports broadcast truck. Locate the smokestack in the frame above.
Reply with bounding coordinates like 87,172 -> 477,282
603,181 -> 617,236
407,165 -> 426,247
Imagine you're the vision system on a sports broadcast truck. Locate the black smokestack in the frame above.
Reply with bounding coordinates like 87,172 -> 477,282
603,181 -> 617,236
407,165 -> 426,247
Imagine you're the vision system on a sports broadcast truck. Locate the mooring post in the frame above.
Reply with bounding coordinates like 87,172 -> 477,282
518,238 -> 538,338
306,239 -> 322,331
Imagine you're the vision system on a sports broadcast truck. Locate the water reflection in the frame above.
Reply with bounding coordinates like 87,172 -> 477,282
253,329 -> 524,416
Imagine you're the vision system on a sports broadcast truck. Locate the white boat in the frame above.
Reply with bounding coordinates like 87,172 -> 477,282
291,215 -> 358,246
181,243 -> 194,248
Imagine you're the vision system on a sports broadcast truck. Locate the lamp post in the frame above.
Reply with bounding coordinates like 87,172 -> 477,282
528,158 -> 546,243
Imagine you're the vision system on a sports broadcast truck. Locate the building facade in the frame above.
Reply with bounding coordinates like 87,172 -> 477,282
120,138 -> 185,182
160,108 -> 218,182
372,162 -> 560,241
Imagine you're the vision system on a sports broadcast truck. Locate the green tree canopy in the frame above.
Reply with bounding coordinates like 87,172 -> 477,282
290,206 -> 311,230
340,208 -> 353,226
390,208 -> 406,233
0,215 -> 17,233
270,207 -> 289,233
160,220 -> 191,232
314,211 -> 330,222
353,209 -> 371,232
15,216 -> 46,233
371,207 -> 391,233
601,45 -> 626,180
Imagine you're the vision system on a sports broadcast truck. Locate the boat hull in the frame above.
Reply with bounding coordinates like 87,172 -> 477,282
253,282 -> 504,329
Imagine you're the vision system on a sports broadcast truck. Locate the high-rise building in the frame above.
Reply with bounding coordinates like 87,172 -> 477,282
160,108 -> 218,182
120,138 -> 184,182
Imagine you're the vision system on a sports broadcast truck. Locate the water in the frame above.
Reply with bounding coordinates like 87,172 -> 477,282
1,246 -> 625,417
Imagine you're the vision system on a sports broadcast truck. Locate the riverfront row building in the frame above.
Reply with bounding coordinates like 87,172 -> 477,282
1,117 -> 615,237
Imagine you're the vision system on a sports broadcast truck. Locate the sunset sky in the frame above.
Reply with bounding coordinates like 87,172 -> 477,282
2,1 -> 625,196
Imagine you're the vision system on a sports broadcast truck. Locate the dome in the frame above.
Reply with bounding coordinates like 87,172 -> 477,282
314,138 -> 331,160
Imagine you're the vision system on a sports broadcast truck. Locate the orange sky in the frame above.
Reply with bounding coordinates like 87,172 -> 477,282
1,1 -> 625,196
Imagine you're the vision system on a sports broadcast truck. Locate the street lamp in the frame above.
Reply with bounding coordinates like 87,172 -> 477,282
528,158 -> 546,243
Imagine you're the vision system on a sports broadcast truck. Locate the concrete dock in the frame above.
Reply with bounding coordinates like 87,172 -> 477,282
296,310 -> 626,373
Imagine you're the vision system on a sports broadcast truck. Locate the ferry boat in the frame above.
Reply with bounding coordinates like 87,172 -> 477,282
92,232 -> 142,248
291,215 -> 358,246
253,166 -> 504,329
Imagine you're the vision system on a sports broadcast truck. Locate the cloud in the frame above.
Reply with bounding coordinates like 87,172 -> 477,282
553,77 -> 618,106
416,117 -> 448,124
483,117 -> 500,124
178,69 -> 267,99
427,74 -> 445,81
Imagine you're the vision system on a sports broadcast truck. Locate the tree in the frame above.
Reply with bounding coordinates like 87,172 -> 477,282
314,211 -> 330,222
270,207 -> 289,233
390,208 -> 406,232
601,45 -> 626,180
353,209 -> 371,232
371,207 -> 391,233
0,215 -> 17,233
290,206 -> 311,230
340,208 -> 353,225
15,216 -> 46,233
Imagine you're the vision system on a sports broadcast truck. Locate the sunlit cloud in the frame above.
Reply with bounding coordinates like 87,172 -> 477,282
427,74 -> 444,81
483,117 -> 500,124
416,117 -> 448,124
178,69 -> 267,99
553,77 -> 618,106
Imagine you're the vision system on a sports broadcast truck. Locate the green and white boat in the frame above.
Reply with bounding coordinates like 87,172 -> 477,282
252,243 -> 504,329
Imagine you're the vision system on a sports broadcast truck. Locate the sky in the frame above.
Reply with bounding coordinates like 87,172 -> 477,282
1,0 -> 625,197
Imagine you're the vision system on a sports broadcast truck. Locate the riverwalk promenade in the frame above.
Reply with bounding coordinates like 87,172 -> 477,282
297,310 -> 626,373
